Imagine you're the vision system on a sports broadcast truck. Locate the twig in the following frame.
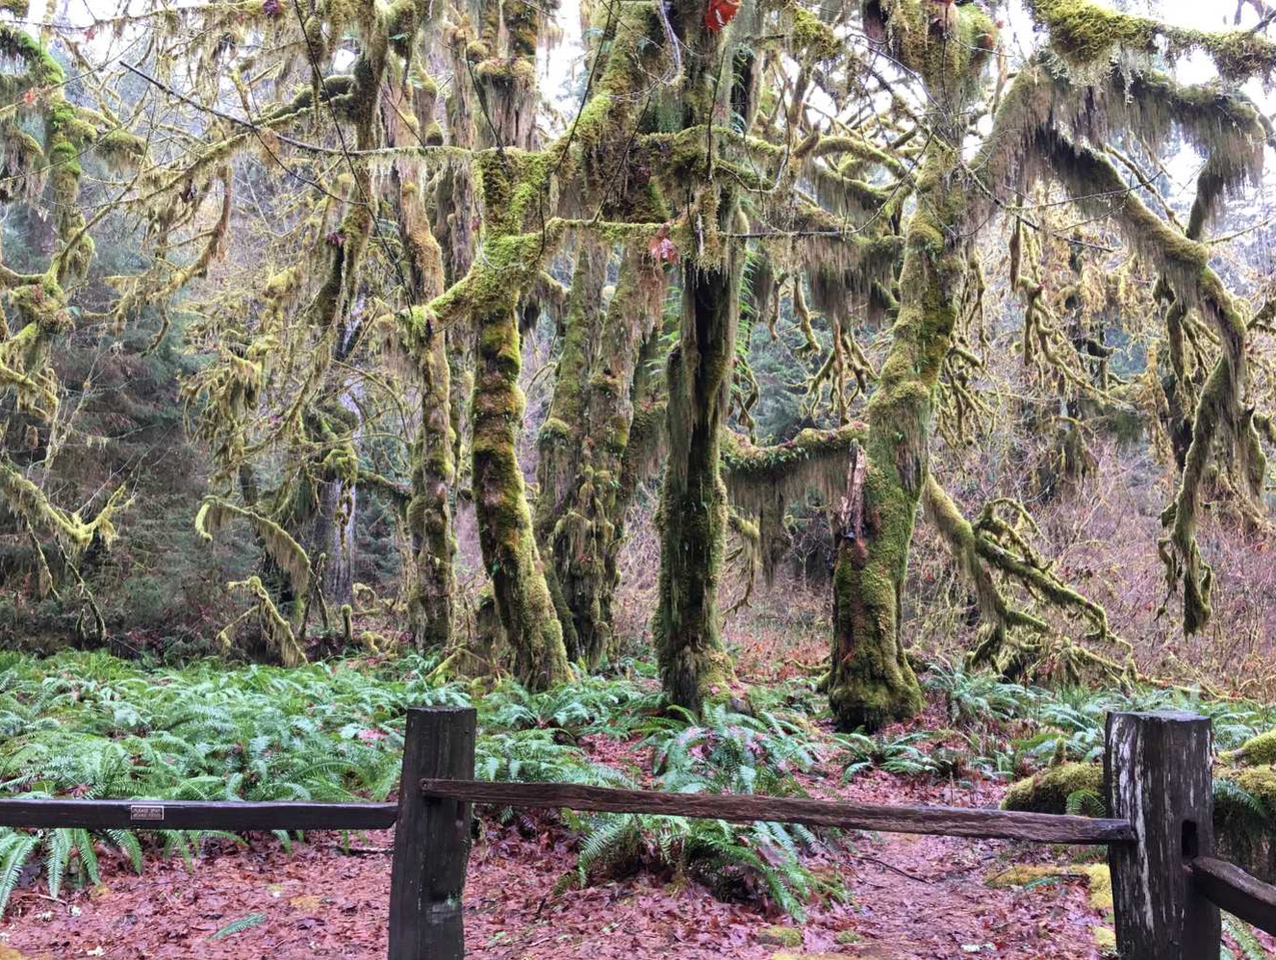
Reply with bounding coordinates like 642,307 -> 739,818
852,854 -> 934,885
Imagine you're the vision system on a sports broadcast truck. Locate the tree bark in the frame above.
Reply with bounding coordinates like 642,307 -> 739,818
827,150 -> 965,730
653,259 -> 741,712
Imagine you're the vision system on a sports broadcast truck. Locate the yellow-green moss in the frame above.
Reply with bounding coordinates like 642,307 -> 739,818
758,925 -> 803,948
1029,0 -> 1276,81
1225,730 -> 1276,767
1001,763 -> 1103,814
987,863 -> 1112,911
789,7 -> 839,60
987,862 -> 1113,952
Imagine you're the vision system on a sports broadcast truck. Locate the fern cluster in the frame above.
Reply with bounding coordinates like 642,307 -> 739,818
560,704 -> 840,918
924,658 -> 1276,771
0,650 -> 645,914
7,649 -> 1275,925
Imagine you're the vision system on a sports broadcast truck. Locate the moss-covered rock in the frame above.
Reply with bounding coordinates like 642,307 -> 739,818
1001,763 -> 1103,814
758,925 -> 803,947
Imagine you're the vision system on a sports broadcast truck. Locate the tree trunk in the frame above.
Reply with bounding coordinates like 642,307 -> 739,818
388,77 -> 457,651
313,476 -> 355,607
457,0 -> 570,689
653,259 -> 740,712
827,151 -> 964,731
472,292 -> 570,689
535,242 -> 604,663
406,326 -> 456,651
537,247 -> 660,669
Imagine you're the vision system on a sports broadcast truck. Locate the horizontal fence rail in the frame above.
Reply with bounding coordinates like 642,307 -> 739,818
418,778 -> 1136,844
1191,856 -> 1276,937
0,798 -> 397,831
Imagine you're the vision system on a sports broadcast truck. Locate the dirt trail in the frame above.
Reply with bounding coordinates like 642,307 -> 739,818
0,821 -> 1106,959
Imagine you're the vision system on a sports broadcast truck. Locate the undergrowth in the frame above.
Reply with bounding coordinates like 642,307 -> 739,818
5,650 -> 1276,923
0,650 -> 830,919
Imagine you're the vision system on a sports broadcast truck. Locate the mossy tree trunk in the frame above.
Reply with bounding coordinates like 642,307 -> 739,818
391,106 -> 457,650
537,248 -> 660,668
654,257 -> 741,712
455,0 -> 571,688
464,151 -> 571,689
825,0 -> 1003,730
534,241 -> 604,663
406,321 -> 456,651
577,254 -> 661,665
826,152 -> 964,730
472,286 -> 570,688
649,0 -> 758,713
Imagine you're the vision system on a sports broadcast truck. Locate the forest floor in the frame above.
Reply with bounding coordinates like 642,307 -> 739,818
0,722 -> 1114,960
0,819 -> 1112,960
0,627 -> 1272,959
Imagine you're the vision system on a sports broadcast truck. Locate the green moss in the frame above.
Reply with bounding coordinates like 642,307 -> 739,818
1029,0 -> 1276,80
0,26 -> 64,86
1001,763 -> 1103,814
1226,730 -> 1276,767
867,0 -> 998,97
94,129 -> 147,169
987,863 -> 1112,912
758,925 -> 803,948
789,7 -> 839,60
1232,768 -> 1276,809
1029,0 -> 1157,63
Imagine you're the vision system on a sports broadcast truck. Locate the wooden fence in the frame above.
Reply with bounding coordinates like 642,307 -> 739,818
2,707 -> 1274,958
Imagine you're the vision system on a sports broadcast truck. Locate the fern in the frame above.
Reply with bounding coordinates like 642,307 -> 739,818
209,912 -> 267,940
0,832 -> 39,916
45,827 -> 70,899
1065,789 -> 1106,818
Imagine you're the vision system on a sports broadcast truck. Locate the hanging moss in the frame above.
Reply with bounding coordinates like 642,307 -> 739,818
863,0 -> 999,99
195,495 -> 313,599
1027,0 -> 1276,82
224,576 -> 307,667
972,55 -> 1268,639
0,459 -> 128,557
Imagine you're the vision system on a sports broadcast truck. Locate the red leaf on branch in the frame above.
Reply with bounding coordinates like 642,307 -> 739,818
704,0 -> 740,32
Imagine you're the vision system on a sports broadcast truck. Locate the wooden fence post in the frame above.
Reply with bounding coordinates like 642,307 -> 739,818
1105,710 -> 1219,960
388,706 -> 477,960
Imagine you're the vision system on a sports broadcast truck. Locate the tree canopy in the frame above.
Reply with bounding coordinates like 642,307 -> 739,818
2,0 -> 1276,730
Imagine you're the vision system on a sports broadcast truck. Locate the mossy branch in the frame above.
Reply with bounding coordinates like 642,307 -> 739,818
195,495 -> 312,597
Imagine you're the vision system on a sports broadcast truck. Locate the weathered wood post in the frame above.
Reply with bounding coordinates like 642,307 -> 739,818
388,706 -> 477,959
1105,711 -> 1219,959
